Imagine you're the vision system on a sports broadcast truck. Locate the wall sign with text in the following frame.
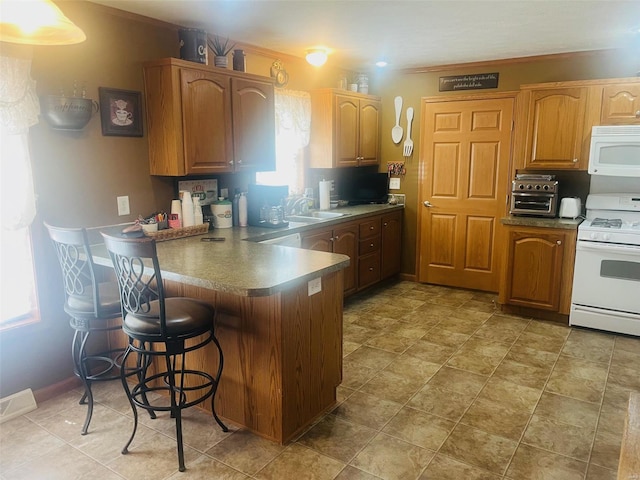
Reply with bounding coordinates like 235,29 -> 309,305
439,73 -> 499,92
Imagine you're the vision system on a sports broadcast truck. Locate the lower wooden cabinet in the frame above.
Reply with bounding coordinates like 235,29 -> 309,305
300,209 -> 403,295
499,226 -> 577,314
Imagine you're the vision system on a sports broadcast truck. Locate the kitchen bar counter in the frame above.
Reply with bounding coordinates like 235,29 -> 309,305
92,203 -> 401,444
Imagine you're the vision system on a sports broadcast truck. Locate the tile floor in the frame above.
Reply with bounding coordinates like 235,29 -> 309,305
1,280 -> 640,479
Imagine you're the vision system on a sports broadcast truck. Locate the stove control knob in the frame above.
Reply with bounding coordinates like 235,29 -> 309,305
589,232 -> 597,240
603,233 -> 611,241
535,184 -> 541,190
518,184 -> 525,190
543,185 -> 550,191
526,184 -> 533,190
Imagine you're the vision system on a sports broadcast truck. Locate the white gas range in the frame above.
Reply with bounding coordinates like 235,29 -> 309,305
570,193 -> 640,336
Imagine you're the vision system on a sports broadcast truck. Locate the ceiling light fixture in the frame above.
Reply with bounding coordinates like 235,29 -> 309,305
0,0 -> 86,45
306,48 -> 328,67
375,60 -> 388,68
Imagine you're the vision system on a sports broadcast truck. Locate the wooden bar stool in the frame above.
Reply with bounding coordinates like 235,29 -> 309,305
45,223 -> 125,435
101,232 -> 227,472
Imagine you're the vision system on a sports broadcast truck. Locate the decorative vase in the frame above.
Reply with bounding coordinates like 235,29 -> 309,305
214,56 -> 228,68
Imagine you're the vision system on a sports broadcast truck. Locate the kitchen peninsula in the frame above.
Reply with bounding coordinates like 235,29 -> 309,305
91,204 -> 402,444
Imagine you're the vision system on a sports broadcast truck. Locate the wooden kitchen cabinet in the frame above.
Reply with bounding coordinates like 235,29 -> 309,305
600,83 -> 640,124
358,217 -> 381,289
309,89 -> 381,168
301,222 -> 358,295
499,226 -> 576,314
143,58 -> 275,176
514,85 -> 600,170
381,210 -> 403,280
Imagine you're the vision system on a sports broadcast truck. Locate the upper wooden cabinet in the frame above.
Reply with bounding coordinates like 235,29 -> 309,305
309,89 -> 381,168
601,83 -> 640,125
515,86 -> 600,170
143,58 -> 275,176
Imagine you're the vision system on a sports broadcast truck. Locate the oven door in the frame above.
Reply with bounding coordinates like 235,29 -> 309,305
510,192 -> 557,217
572,240 -> 640,315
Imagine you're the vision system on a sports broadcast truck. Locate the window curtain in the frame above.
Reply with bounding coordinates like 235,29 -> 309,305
256,89 -> 311,194
0,54 -> 40,230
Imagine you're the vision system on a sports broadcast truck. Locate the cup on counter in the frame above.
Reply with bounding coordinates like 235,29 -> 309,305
170,199 -> 182,227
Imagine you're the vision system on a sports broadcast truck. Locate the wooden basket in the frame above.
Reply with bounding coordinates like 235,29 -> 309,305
144,223 -> 208,242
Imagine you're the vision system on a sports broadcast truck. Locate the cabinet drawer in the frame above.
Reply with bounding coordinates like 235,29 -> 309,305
359,219 -> 381,238
359,236 -> 380,256
358,253 -> 381,288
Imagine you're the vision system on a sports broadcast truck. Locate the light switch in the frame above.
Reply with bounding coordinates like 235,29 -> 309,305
389,177 -> 401,190
117,196 -> 130,216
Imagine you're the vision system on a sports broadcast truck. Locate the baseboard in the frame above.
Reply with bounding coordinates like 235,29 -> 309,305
33,376 -> 82,404
0,389 -> 37,424
399,273 -> 417,282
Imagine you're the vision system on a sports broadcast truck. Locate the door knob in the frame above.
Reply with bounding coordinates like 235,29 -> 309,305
423,201 -> 433,208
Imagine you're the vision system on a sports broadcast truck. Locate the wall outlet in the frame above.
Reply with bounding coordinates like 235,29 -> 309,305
389,177 -> 401,190
117,196 -> 130,216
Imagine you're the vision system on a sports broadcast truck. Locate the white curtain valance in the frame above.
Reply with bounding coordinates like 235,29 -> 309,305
0,56 -> 40,134
274,89 -> 311,149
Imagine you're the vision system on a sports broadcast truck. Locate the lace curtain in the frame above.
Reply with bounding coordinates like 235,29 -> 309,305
256,89 -> 311,194
0,55 -> 40,230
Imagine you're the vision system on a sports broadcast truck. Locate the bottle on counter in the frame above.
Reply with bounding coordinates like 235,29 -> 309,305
181,191 -> 195,227
193,196 -> 204,225
232,189 -> 240,226
238,192 -> 248,227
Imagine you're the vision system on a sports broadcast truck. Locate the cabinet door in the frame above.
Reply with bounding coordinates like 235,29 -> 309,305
334,95 -> 359,167
601,83 -> 640,125
301,229 -> 333,252
503,229 -> 565,311
381,211 -> 402,280
180,68 -> 233,174
523,88 -> 588,170
333,223 -> 358,294
359,99 -> 381,166
232,77 -> 276,171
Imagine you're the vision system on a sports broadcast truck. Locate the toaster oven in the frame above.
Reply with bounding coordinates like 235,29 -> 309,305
510,177 -> 559,217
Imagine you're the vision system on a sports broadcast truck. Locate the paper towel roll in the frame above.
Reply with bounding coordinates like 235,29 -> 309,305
319,180 -> 331,210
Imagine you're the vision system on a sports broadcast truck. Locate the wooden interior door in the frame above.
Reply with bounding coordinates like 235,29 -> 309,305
418,96 -> 514,292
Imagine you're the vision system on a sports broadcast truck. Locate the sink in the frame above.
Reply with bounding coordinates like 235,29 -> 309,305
286,211 -> 348,223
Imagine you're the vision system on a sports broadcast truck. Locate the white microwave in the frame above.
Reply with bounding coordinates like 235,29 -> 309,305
588,125 -> 640,177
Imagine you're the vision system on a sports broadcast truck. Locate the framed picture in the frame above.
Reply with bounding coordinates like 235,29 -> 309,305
98,87 -> 143,137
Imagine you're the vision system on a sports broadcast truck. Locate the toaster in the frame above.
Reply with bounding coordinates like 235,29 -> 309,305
559,197 -> 581,219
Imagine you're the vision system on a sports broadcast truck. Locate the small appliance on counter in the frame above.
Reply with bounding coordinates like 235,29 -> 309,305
510,174 -> 559,217
247,183 -> 289,228
559,197 -> 582,219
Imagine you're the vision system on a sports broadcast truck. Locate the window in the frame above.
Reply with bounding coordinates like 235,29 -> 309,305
0,55 -> 40,326
256,90 -> 311,194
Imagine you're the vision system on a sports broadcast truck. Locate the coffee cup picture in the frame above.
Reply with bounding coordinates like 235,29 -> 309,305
99,87 -> 143,137
112,99 -> 133,126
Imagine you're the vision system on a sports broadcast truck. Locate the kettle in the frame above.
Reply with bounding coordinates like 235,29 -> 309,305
559,197 -> 581,219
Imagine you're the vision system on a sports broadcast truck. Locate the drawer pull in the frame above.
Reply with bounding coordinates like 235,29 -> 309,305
370,243 -> 374,247
370,226 -> 374,230
636,110 -> 640,118
369,267 -> 374,271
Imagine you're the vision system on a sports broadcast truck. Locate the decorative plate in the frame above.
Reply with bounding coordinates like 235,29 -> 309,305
270,60 -> 289,88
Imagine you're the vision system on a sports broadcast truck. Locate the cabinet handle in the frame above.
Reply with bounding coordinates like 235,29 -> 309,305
237,159 -> 242,164
334,235 -> 339,240
370,243 -> 374,247
636,110 -> 640,118
369,267 -> 374,271
572,158 -> 578,163
228,160 -> 234,166
369,226 -> 374,230
556,240 -> 562,245
330,237 -> 334,242
383,222 -> 388,226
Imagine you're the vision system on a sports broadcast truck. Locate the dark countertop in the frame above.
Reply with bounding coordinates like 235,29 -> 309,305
500,215 -> 583,230
92,204 -> 403,298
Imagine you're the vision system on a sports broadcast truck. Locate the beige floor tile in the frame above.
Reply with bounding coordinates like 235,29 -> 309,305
478,377 -> 542,412
545,369 -> 606,404
589,427 -> 623,471
460,397 -> 531,440
614,335 -> 640,354
522,414 -> 595,461
0,418 -> 66,471
562,329 -> 615,363
359,369 -> 426,404
399,310 -> 445,327
165,455 -> 250,479
602,382 -> 637,410
585,463 -> 618,480
534,392 -> 600,429
343,340 -> 361,356
205,429 -> 285,476
553,354 -> 609,382
505,344 -> 559,369
360,305 -> 413,321
405,339 -> 457,364
255,443 -> 345,480
383,354 -> 441,383
344,345 -> 398,371
382,406 -> 456,450
341,358 -> 377,389
350,432 -> 434,480
505,444 -> 587,480
472,322 -> 524,343
459,299 -> 499,314
611,347 -> 640,369
408,384 -> 476,421
607,363 -> 640,390
597,404 -> 628,436
334,465 -> 382,479
422,326 -> 471,348
157,406 -> 233,452
514,330 -> 566,354
492,359 -> 551,389
1,443 -> 122,480
435,316 -> 484,335
296,415 -> 377,463
439,423 -> 518,475
446,351 -> 502,376
331,391 -> 402,430
524,320 -> 571,339
364,332 -> 417,354
352,314 -> 401,330
383,321 -> 432,340
374,294 -> 426,311
427,366 -> 487,396
419,454 -> 502,480
343,323 -> 378,344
